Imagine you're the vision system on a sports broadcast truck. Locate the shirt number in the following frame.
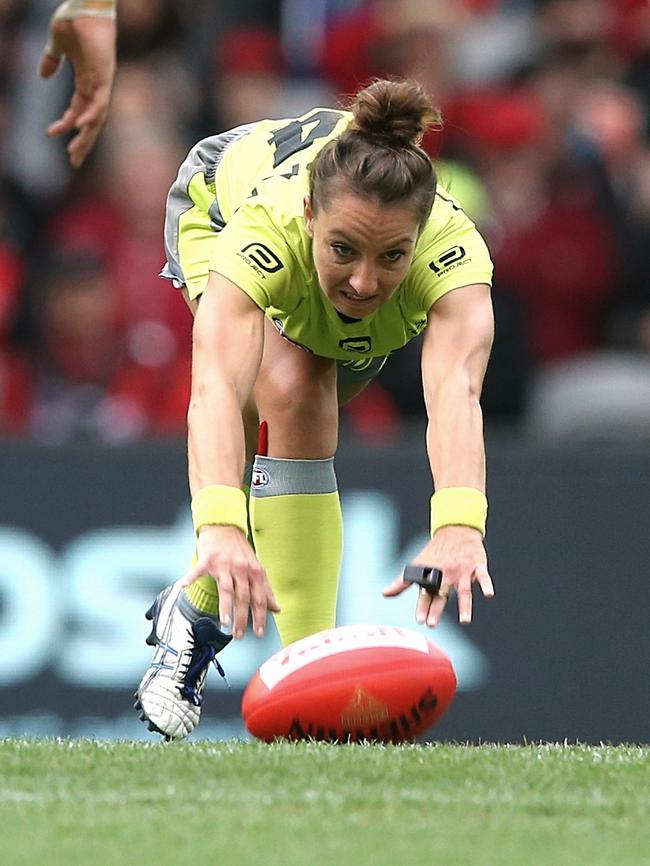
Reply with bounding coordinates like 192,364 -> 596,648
268,110 -> 343,168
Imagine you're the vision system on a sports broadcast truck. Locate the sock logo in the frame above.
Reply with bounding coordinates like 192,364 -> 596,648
252,467 -> 270,488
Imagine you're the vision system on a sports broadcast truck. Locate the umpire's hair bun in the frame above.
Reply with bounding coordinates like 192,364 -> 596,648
349,78 -> 442,148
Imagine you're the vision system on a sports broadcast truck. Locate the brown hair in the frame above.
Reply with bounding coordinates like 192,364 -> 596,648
309,78 -> 442,229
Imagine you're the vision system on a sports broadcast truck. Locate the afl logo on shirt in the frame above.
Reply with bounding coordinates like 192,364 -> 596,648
339,336 -> 372,354
240,242 -> 284,273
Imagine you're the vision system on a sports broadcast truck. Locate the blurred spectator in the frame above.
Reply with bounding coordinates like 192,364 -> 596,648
109,60 -> 199,145
114,5 -> 200,142
570,79 -> 646,206
536,0 -> 618,51
47,117 -> 191,362
448,3 -> 537,88
21,111 -> 195,444
320,0 -> 468,99
451,84 -> 622,365
3,252 -> 189,443
116,0 -> 182,60
211,25 -> 333,130
212,27 -> 289,128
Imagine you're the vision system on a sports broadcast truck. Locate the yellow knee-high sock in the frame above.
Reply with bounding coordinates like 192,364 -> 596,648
249,456 -> 342,646
183,467 -> 252,619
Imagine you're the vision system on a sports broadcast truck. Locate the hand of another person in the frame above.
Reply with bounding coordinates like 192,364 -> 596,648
40,7 -> 116,167
383,525 -> 494,626
180,524 -> 281,639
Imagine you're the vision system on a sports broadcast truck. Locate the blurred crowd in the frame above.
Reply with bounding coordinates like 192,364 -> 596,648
2,0 -> 650,445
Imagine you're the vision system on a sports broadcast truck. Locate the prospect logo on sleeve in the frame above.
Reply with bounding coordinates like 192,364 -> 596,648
428,245 -> 468,275
239,242 -> 284,274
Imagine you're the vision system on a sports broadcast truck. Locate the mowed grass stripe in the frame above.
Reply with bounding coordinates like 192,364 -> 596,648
0,740 -> 648,866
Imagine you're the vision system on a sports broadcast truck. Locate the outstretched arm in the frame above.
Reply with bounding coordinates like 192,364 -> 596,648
40,1 -> 117,168
383,283 -> 495,625
181,272 -> 280,639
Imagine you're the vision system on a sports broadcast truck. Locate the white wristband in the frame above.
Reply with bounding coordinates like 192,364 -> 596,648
53,0 -> 116,21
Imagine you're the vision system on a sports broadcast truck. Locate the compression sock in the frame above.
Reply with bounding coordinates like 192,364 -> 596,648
249,456 -> 343,646
182,462 -> 253,619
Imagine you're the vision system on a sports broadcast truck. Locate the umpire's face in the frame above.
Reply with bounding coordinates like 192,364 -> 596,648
304,192 -> 419,319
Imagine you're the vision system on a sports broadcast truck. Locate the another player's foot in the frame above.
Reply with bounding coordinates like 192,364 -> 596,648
134,584 -> 232,740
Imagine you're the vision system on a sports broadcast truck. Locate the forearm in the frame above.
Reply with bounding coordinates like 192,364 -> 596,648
187,377 -> 247,496
385,286 -> 495,624
186,274 -> 264,499
424,370 -> 486,492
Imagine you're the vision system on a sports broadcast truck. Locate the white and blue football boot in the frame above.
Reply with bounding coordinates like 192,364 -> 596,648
134,583 -> 232,740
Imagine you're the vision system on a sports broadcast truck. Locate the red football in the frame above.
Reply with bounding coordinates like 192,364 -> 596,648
242,624 -> 457,743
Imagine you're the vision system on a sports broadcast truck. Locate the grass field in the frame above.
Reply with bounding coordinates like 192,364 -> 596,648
1,740 -> 648,866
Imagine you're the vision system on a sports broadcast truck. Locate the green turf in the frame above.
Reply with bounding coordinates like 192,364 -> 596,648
0,740 -> 648,866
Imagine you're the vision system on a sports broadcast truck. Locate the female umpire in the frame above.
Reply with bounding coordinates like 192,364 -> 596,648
135,78 -> 495,739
